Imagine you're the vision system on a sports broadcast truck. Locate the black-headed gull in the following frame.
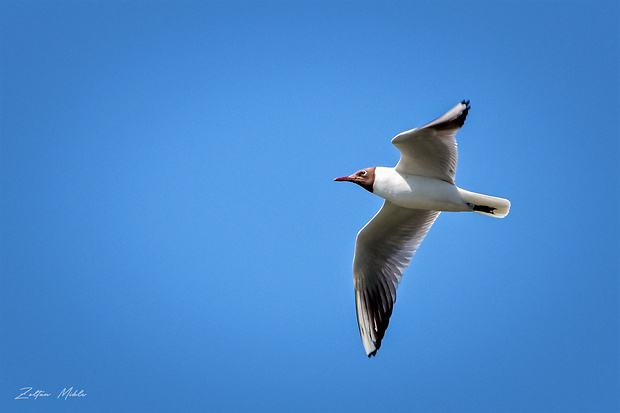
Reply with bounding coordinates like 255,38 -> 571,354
335,101 -> 510,357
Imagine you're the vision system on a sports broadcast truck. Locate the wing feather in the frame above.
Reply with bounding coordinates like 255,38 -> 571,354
353,201 -> 440,356
391,100 -> 470,183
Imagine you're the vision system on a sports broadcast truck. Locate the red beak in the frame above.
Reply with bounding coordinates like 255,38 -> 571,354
334,176 -> 353,182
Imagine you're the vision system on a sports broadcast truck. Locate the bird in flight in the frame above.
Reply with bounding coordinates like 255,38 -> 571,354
335,101 -> 510,357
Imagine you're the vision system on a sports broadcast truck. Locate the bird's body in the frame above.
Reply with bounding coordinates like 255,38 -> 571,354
373,167 -> 469,212
335,101 -> 510,357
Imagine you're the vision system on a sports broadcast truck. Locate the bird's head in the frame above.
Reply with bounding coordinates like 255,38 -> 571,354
334,167 -> 376,193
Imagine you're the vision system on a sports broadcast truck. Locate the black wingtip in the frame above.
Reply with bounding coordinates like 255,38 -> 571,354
459,100 -> 471,126
437,100 -> 470,129
461,100 -> 471,114
368,349 -> 378,358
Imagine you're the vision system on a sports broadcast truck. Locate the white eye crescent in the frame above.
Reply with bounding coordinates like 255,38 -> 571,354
360,170 -> 367,176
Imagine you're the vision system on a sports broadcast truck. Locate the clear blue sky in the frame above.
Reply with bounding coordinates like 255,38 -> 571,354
1,1 -> 618,412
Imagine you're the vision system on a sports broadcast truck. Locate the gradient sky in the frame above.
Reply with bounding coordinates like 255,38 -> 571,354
1,1 -> 619,412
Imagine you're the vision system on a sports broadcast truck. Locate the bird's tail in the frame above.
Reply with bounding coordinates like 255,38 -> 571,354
458,188 -> 511,218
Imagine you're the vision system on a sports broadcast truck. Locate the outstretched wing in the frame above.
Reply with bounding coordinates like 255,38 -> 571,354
353,201 -> 440,356
391,100 -> 470,184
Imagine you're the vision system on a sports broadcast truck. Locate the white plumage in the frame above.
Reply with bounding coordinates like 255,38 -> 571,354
335,101 -> 510,356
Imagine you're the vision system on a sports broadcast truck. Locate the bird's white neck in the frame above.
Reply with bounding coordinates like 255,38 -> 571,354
372,167 -> 399,198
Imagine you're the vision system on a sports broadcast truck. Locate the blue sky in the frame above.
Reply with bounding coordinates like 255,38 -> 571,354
1,1 -> 618,412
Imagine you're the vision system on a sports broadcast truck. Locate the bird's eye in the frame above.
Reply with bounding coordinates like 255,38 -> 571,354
360,170 -> 367,176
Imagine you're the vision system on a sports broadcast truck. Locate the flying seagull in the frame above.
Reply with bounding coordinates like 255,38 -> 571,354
335,101 -> 510,357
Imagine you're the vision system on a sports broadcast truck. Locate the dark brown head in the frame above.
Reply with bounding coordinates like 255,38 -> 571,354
334,167 -> 376,193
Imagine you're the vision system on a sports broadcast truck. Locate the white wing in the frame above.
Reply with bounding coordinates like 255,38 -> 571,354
353,201 -> 440,356
391,100 -> 470,184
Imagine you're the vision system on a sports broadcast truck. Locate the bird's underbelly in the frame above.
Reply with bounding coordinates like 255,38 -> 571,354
375,174 -> 469,212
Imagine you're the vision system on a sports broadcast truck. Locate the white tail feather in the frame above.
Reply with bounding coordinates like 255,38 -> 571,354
458,188 -> 511,218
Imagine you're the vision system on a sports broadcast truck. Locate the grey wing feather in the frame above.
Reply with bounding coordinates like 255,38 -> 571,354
353,201 -> 440,356
391,100 -> 470,183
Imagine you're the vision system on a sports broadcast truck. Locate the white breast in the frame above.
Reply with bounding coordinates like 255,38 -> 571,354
373,167 -> 469,212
